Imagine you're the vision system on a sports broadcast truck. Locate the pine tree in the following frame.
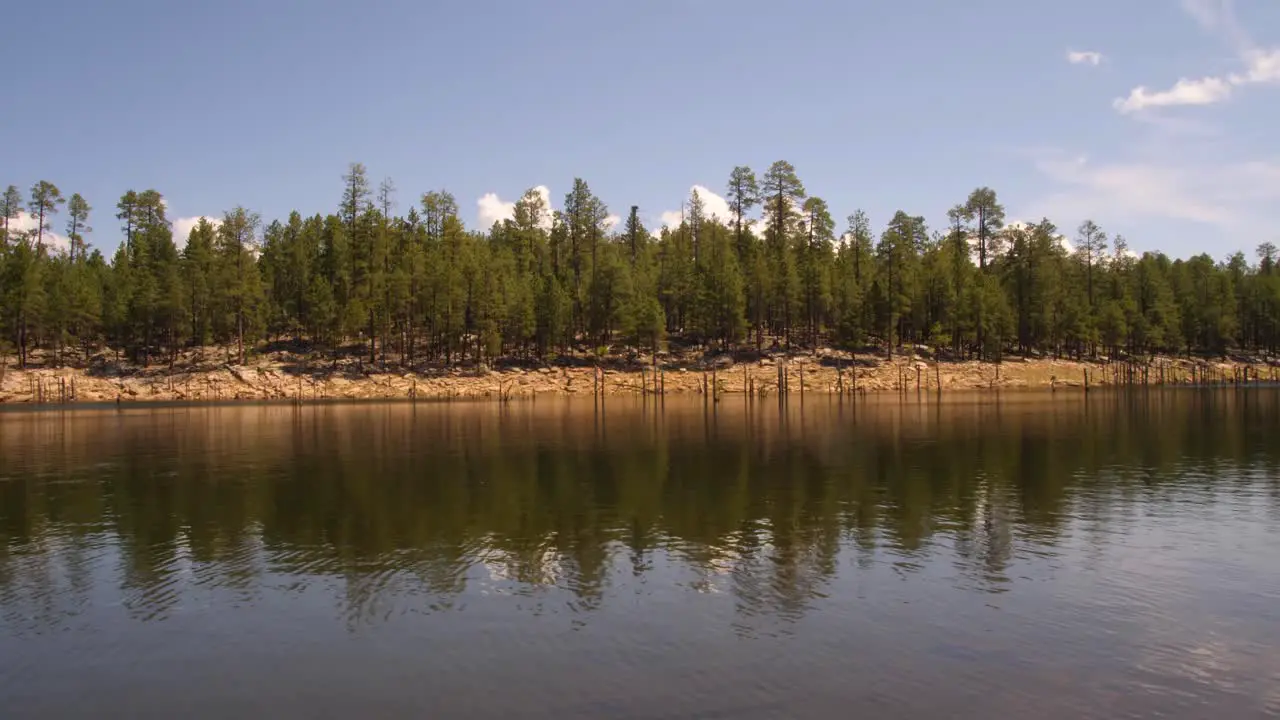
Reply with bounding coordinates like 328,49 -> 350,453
181,218 -> 217,349
726,166 -> 760,265
876,211 -> 925,357
623,216 -> 664,354
799,196 -> 835,347
216,207 -> 264,364
1001,219 -> 1061,354
396,209 -> 427,363
303,216 -> 340,349
834,211 -> 876,349
1076,220 -> 1107,311
116,190 -> 139,251
657,222 -> 695,336
120,190 -> 174,365
586,242 -> 633,347
1,164 -> 1276,369
624,205 -> 646,267
2,231 -> 43,366
963,187 -> 1005,271
341,163 -> 371,230
64,249 -> 103,355
917,230 -> 956,352
66,193 -> 92,261
28,181 -> 65,254
693,220 -> 746,349
760,160 -> 805,346
536,274 -> 572,357
511,186 -> 550,274
562,178 -> 608,337
688,187 -> 705,268
1,185 -> 24,242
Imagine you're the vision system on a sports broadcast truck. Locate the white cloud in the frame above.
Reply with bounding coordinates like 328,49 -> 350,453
172,215 -> 221,246
1229,48 -> 1280,84
1027,153 -> 1228,224
1067,50 -> 1104,66
1115,1 -> 1280,113
658,184 -> 735,229
476,185 -> 553,231
1114,76 -> 1234,113
1021,149 -> 1280,248
603,214 -> 620,231
1182,0 -> 1226,30
1027,1 -> 1280,256
1181,0 -> 1251,48
6,211 -> 71,252
476,192 -> 516,229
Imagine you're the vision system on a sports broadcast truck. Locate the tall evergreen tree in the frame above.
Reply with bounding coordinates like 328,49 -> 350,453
3,165 -> 1277,370
963,187 -> 1005,271
28,181 -> 65,254
834,211 -> 876,348
215,207 -> 264,364
693,220 -> 746,349
726,166 -> 760,263
1076,219 -> 1108,311
760,160 -> 805,346
561,178 -> 608,336
875,211 -> 926,357
181,218 -> 217,348
2,232 -> 42,366
65,193 -> 92,261
1,185 -> 23,241
799,196 -> 835,347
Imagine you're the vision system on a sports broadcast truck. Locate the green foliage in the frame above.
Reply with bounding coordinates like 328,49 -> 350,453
28,181 -> 65,253
875,211 -> 925,356
693,221 -> 745,348
1,186 -> 23,242
66,193 -> 92,260
761,160 -> 805,345
962,186 -> 1005,270
726,165 -> 760,264
3,167 -> 1280,369
214,206 -> 265,364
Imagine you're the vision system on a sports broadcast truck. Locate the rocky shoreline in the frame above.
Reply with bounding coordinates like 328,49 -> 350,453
1,353 -> 1275,405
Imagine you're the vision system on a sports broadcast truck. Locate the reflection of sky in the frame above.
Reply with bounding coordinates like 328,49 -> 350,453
1053,466 -> 1280,714
4,488 -> 1279,718
4,399 -> 1280,717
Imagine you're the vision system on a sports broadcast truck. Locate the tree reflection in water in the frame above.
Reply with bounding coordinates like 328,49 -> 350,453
2,390 -> 1278,636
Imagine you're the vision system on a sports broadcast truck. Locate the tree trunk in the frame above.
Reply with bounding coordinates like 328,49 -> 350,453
18,311 -> 27,369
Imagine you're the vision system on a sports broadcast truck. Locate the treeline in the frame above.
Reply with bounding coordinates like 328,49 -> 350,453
2,161 -> 1279,369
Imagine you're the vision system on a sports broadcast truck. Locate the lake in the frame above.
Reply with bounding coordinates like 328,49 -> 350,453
2,392 -> 1279,718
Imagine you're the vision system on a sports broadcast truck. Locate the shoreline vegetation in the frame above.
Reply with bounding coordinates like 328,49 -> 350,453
5,161 -> 1280,406
2,344 -> 1276,405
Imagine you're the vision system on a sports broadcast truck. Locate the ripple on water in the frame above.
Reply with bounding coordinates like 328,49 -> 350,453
2,395 -> 1280,718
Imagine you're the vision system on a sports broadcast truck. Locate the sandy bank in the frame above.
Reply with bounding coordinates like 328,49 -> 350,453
1,354 -> 1275,405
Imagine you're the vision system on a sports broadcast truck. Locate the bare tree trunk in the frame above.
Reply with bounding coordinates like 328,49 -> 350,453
18,312 -> 27,369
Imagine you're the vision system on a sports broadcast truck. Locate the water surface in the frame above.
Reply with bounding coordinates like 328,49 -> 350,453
2,392 -> 1279,718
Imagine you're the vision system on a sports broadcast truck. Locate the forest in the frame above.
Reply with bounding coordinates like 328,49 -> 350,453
2,161 -> 1277,370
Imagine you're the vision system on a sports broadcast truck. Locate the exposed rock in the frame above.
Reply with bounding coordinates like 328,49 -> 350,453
0,352 -> 1271,406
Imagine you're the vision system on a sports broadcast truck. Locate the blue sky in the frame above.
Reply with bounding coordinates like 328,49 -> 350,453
2,0 -> 1277,259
